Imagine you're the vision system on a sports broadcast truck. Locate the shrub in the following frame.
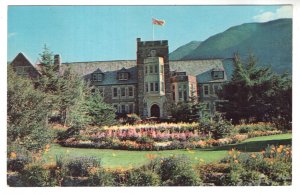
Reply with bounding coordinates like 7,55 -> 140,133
196,162 -> 230,186
136,136 -> 154,144
240,170 -> 262,186
126,169 -> 160,186
238,126 -> 252,134
212,120 -> 234,139
126,114 -> 142,125
222,145 -> 292,186
235,123 -> 277,134
65,156 -> 101,177
110,169 -> 129,186
199,117 -> 233,139
57,127 -> 80,142
7,155 -> 30,172
159,155 -> 201,186
264,160 -> 292,185
87,168 -> 115,186
20,164 -> 55,187
222,163 -> 244,186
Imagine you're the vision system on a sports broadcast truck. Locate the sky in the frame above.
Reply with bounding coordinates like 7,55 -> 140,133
8,5 -> 292,63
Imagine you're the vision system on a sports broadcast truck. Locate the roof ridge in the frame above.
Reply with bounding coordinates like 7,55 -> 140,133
63,59 -> 136,64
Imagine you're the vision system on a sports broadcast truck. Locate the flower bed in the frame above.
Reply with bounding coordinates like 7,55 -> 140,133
57,122 -> 283,151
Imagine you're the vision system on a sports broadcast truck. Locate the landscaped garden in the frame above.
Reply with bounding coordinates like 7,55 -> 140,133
7,121 -> 292,186
7,51 -> 292,186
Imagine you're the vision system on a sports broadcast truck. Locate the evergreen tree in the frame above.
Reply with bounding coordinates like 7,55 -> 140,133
7,66 -> 53,152
170,95 -> 206,122
36,45 -> 117,128
36,44 -> 61,116
218,54 -> 292,129
86,91 -> 116,126
65,79 -> 92,128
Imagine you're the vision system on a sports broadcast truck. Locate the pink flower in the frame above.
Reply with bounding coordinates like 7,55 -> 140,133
151,131 -> 157,139
179,132 -> 186,141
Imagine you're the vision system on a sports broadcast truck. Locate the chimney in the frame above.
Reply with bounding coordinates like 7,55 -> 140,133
53,54 -> 61,73
137,38 -> 141,42
54,54 -> 61,66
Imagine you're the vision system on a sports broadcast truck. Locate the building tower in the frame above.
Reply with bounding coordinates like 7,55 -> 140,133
136,38 -> 172,118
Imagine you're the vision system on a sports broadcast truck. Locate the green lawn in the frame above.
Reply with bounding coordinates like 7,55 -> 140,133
43,133 -> 292,169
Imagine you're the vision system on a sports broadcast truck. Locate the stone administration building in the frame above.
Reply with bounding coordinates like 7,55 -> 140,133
10,38 -> 233,118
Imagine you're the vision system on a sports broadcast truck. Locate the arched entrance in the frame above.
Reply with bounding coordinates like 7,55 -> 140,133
150,104 -> 160,118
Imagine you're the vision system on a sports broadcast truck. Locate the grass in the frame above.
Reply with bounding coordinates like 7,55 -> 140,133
43,133 -> 291,169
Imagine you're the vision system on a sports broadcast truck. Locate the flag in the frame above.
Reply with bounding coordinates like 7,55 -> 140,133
152,18 -> 165,26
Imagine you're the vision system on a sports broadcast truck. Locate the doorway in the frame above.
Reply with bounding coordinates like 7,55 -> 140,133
150,104 -> 160,118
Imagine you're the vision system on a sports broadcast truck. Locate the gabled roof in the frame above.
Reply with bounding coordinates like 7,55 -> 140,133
118,67 -> 129,72
92,68 -> 104,74
10,52 -> 42,75
10,52 -> 33,66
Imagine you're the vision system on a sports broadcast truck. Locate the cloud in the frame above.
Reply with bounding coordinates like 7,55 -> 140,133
8,32 -> 17,38
253,6 -> 292,22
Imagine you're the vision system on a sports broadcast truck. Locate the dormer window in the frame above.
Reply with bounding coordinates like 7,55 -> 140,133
91,68 -> 104,82
117,67 -> 130,81
118,72 -> 129,80
212,69 -> 224,80
92,73 -> 103,81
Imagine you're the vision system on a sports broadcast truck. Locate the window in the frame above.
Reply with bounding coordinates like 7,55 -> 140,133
145,83 -> 149,92
150,49 -> 156,57
145,66 -> 148,74
161,82 -> 165,92
155,82 -> 159,91
113,87 -> 118,98
203,85 -> 210,97
183,90 -> 187,101
118,72 -> 129,80
212,71 -> 224,79
128,86 -> 134,97
128,104 -> 134,113
154,65 -> 158,73
92,73 -> 103,81
172,85 -> 175,101
15,66 -> 30,76
121,87 -> 126,97
160,65 -> 164,74
150,83 -> 154,92
213,84 -> 222,95
179,86 -> 183,99
150,65 -> 153,73
121,105 -> 126,113
179,91 -> 183,99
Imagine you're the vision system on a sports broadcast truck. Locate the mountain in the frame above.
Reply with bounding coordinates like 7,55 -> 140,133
170,19 -> 292,73
169,41 -> 202,60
